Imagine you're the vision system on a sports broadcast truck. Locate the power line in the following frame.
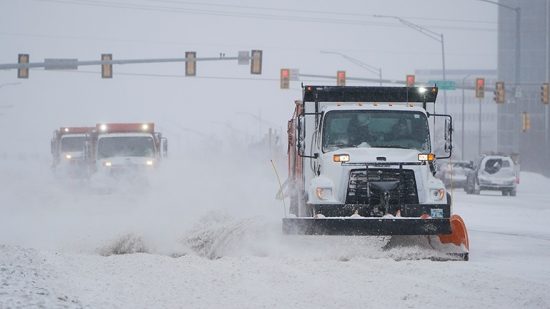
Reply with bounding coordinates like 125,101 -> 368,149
22,68 -> 373,85
39,68 -> 280,81
29,0 -> 497,32
147,0 -> 497,25
0,31 -> 498,58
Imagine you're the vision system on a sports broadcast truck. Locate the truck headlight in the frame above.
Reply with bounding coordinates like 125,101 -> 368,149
146,160 -> 154,166
430,188 -> 445,201
333,154 -> 350,162
315,187 -> 333,200
65,154 -> 72,160
104,161 -> 112,167
418,153 -> 435,162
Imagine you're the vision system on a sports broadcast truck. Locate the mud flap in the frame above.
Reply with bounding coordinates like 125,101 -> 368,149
282,217 -> 452,236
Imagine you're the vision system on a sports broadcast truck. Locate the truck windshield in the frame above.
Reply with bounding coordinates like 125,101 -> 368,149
61,136 -> 86,152
322,110 -> 430,152
97,136 -> 155,159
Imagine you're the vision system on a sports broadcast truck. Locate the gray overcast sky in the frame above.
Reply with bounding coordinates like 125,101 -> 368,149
0,0 -> 497,153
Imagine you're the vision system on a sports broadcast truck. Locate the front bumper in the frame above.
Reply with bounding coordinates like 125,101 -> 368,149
312,203 -> 450,218
478,178 -> 515,191
282,217 -> 451,236
479,184 -> 515,191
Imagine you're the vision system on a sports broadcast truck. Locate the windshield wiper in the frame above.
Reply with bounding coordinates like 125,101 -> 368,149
372,145 -> 411,149
326,144 -> 357,149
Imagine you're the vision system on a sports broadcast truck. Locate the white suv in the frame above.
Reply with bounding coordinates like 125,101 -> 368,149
466,155 -> 518,196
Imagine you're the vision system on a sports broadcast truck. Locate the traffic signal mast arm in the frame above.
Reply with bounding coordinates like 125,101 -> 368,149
1,55 -> 248,70
2,50 -> 262,79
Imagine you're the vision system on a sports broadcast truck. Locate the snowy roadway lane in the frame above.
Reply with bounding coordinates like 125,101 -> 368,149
1,158 -> 549,308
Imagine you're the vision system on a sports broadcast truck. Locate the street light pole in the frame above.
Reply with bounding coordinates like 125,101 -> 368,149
546,0 -> 549,165
478,98 -> 483,156
374,15 -> 447,113
320,51 -> 383,85
461,74 -> 473,160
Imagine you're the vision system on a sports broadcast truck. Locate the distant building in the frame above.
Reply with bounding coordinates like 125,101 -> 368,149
497,0 -> 550,176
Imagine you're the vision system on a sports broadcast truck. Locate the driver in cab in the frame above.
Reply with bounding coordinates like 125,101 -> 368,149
391,119 -> 410,140
349,114 -> 375,146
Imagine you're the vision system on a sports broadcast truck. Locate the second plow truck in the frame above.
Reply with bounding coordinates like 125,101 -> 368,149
284,85 -> 469,260
51,126 -> 94,177
85,123 -> 167,178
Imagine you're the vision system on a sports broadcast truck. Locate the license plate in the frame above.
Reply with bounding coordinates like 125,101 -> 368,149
431,209 -> 443,218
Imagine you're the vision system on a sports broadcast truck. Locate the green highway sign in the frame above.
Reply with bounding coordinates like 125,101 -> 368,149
428,80 -> 456,90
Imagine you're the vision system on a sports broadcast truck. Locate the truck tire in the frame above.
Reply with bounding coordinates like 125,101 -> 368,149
473,178 -> 481,195
297,191 -> 313,217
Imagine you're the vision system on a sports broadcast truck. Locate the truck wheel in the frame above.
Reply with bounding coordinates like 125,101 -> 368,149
297,191 -> 313,217
473,180 -> 480,195
465,181 -> 472,194
299,204 -> 314,217
289,195 -> 298,216
501,190 -> 508,196
510,189 -> 517,197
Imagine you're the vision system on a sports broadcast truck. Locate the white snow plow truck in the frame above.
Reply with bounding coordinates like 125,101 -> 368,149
283,85 -> 469,260
51,126 -> 95,177
85,123 -> 167,177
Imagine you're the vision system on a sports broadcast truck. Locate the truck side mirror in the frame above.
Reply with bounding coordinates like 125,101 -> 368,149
84,141 -> 90,160
443,118 -> 452,153
50,139 -> 56,156
297,115 -> 305,156
433,114 -> 453,160
161,137 -> 168,158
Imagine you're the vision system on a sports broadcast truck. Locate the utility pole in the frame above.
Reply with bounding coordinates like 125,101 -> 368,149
461,74 -> 473,160
546,0 -> 549,172
479,97 -> 483,156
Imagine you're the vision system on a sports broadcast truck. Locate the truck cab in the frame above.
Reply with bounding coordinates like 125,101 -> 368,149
85,123 -> 167,177
306,104 -> 448,217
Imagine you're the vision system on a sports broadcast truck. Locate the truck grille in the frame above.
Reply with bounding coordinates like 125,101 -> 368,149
345,168 -> 419,206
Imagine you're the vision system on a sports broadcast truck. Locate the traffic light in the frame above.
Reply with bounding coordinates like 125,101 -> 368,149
406,75 -> 415,87
250,50 -> 262,75
494,81 -> 505,103
17,54 -> 29,79
475,78 -> 485,98
185,51 -> 196,76
280,68 -> 290,89
521,112 -> 531,132
541,83 -> 549,104
337,70 -> 346,86
101,54 -> 112,79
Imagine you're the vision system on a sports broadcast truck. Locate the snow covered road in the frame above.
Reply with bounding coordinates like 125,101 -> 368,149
1,157 -> 549,308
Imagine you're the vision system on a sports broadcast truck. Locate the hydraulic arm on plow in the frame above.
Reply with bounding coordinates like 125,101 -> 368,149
283,85 -> 469,260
